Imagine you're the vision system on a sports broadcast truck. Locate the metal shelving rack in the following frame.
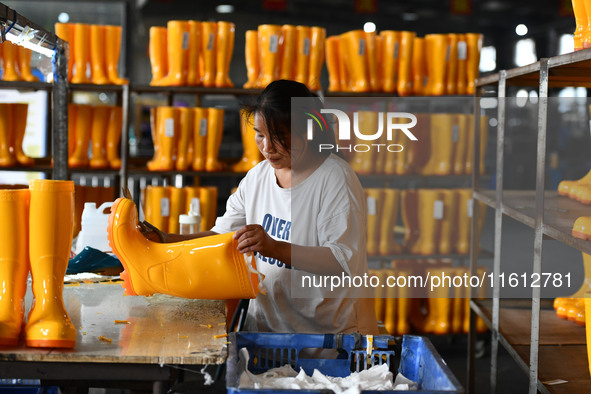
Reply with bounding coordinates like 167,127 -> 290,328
468,49 -> 591,394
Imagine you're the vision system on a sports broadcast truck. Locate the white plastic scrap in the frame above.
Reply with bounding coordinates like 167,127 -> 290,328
237,347 -> 417,393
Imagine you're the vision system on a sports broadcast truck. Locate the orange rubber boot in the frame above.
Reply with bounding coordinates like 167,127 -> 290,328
243,30 -> 260,89
54,23 -> 75,82
438,189 -> 458,255
412,37 -> 426,96
72,24 -> 91,84
456,189 -> 472,254
215,21 -> 235,88
340,30 -> 369,92
371,269 -> 386,324
108,197 -> 259,299
294,26 -> 311,87
17,46 -> 39,82
89,105 -> 109,169
425,34 -> 447,96
401,190 -> 420,253
397,31 -> 415,97
90,25 -> 109,85
25,180 -> 76,348
379,188 -> 402,255
308,27 -> 326,91
415,189 -> 443,255
144,186 -> 169,232
175,107 -> 193,171
279,25 -> 296,80
445,34 -> 459,95
167,186 -> 185,234
452,114 -> 468,175
466,33 -> 483,95
186,21 -> 201,86
201,22 -> 217,87
69,104 -> 92,168
573,217 -> 591,241
205,107 -> 225,172
154,21 -> 188,86
199,186 -> 218,231
2,42 -> 20,81
365,188 -> 382,256
405,114 -> 431,174
558,169 -> 591,196
104,25 -> 128,84
152,106 -> 177,171
423,114 -> 453,175
0,186 -> 29,345
379,31 -> 400,94
464,114 -> 475,174
11,103 -> 35,166
106,106 -> 123,169
337,37 -> 351,91
192,107 -> 208,171
451,268 -> 465,334
364,30 -> 379,92
149,26 -> 168,86
573,0 -> 588,50
232,110 -> 263,172
456,34 -> 468,94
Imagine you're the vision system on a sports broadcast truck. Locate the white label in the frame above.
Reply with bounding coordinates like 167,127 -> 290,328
269,35 -> 278,53
452,125 -> 459,142
458,41 -> 467,60
367,196 -> 377,216
467,198 -> 474,218
433,200 -> 444,220
394,42 -> 399,59
303,38 -> 310,56
207,33 -> 215,51
182,32 -> 190,50
200,118 -> 208,136
165,118 -> 174,138
359,38 -> 366,56
161,197 -> 170,217
190,198 -> 200,213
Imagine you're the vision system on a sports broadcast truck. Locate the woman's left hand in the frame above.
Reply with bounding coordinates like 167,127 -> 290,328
234,224 -> 276,256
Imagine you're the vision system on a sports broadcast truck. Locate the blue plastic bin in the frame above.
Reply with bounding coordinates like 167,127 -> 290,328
226,333 -> 463,393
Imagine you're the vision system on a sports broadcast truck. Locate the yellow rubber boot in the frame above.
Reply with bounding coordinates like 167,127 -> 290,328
205,107 -> 225,172
339,30 -> 369,92
349,111 -> 378,174
425,34 -> 447,96
192,107 -> 208,171
405,114 -> 431,174
293,25 -> 311,87
200,22 -> 217,87
69,104 -> 92,168
55,23 -> 75,82
0,186 -> 29,345
149,26 -> 168,86
106,106 -> 123,170
375,34 -> 383,89
89,105 -> 109,169
364,30 -> 379,92
412,37 -> 426,96
152,106 -> 177,171
167,186 -> 185,234
379,188 -> 402,255
11,103 -> 34,166
144,186 -> 169,232
455,189 -> 471,254
2,42 -> 20,82
154,21 -> 188,87
176,107 -> 193,171
572,0 -> 588,50
379,31 -> 399,94
308,27 -> 326,91
365,188 -> 382,256
559,169 -> 591,196
278,25 -> 296,80
445,34 -> 458,95
383,269 -> 397,335
415,189 -> 443,255
452,114 -> 468,174
573,217 -> 591,241
466,33 -> 483,95
243,30 -> 260,89
396,31 -> 415,97
215,21 -> 235,88
479,115 -> 489,175
438,189 -> 458,255
72,24 -> 91,84
430,296 -> 452,335
108,197 -> 258,299
26,180 -> 76,348
456,35 -> 468,94
90,25 -> 109,85
401,190 -> 420,253
232,110 -> 263,172
423,114 -> 453,175
464,114 -> 475,174
337,37 -> 351,91
17,46 -> 39,82
186,21 -> 201,86
183,186 -> 200,215
199,186 -> 218,231
104,25 -> 128,85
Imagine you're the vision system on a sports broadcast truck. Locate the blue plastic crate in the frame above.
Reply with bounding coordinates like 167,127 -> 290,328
226,333 -> 463,393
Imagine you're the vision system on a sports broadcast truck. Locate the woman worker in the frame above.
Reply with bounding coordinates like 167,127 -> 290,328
111,80 -> 377,335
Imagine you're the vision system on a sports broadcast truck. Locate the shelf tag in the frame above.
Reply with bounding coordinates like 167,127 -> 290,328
165,118 -> 175,137
200,118 -> 208,136
467,198 -> 474,218
161,197 -> 170,217
433,200 -> 444,220
359,38 -> 366,56
207,33 -> 215,51
367,196 -> 377,216
303,38 -> 310,56
457,41 -> 467,60
182,32 -> 190,50
269,35 -> 279,53
452,124 -> 459,142
394,42 -> 399,59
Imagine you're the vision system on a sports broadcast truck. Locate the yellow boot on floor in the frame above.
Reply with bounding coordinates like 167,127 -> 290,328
25,180 -> 76,348
107,197 -> 259,299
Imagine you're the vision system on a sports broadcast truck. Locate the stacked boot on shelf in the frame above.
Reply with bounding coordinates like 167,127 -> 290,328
571,0 -> 591,51
0,103 -> 35,167
54,23 -> 127,85
326,30 -> 482,95
149,20 -> 234,87
68,104 -> 123,169
0,41 -> 39,82
243,24 -> 326,91
553,253 -> 591,327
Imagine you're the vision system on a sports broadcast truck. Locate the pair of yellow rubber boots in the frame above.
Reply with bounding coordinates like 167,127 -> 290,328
553,253 -> 591,325
365,188 -> 403,256
558,169 -> 591,241
243,25 -> 326,91
0,41 -> 38,82
68,104 -> 123,169
0,103 -> 35,167
150,20 -> 234,87
107,197 -> 260,299
0,180 -> 76,348
54,23 -> 127,85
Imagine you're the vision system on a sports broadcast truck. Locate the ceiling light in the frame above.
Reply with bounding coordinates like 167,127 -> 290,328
516,24 -> 528,36
216,4 -> 234,13
363,22 -> 376,33
57,12 -> 69,23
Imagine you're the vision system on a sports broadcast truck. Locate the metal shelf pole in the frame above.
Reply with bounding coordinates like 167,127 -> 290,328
52,38 -> 68,180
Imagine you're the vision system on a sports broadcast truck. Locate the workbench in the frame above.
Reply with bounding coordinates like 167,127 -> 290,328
0,281 -> 227,393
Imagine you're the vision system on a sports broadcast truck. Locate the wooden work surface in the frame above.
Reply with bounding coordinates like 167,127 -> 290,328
0,281 -> 227,365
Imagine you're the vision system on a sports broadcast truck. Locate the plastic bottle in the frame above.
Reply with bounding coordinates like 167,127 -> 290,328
75,201 -> 114,254
179,197 -> 201,235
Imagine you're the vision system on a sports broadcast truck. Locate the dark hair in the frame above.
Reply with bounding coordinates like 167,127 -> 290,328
242,80 -> 337,156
